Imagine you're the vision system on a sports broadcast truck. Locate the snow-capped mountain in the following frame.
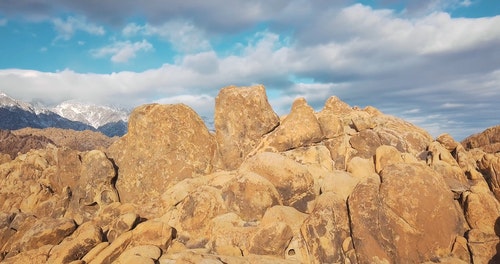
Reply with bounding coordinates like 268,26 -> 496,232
52,101 -> 129,129
0,91 -> 128,137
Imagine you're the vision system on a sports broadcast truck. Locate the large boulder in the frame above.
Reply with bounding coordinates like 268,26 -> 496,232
215,85 -> 279,170
107,103 -> 218,218
348,163 -> 466,263
254,98 -> 323,153
240,152 -> 316,213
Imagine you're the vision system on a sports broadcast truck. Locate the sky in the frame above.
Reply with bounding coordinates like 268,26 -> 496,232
0,0 -> 499,140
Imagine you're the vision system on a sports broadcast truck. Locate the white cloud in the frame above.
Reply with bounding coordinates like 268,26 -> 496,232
90,40 -> 153,63
122,21 -> 211,53
52,16 -> 105,41
0,3 -> 499,140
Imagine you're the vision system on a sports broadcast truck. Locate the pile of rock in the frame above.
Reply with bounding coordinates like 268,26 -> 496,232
1,85 -> 499,263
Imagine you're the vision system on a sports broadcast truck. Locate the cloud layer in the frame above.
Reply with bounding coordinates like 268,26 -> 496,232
0,2 -> 499,140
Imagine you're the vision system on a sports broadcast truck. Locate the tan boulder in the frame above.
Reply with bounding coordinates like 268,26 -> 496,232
461,125 -> 500,153
107,103 -> 218,218
281,145 -> 333,172
106,212 -> 140,243
65,150 -> 119,224
47,221 -> 103,263
177,186 -> 227,234
300,192 -> 353,264
346,156 -> 377,179
478,154 -> 500,201
222,172 -> 281,221
1,244 -> 52,264
320,170 -> 360,201
115,245 -> 162,264
348,163 -> 466,263
321,96 -> 353,114
240,152 -> 316,213
207,213 -> 256,256
17,217 -> 76,252
88,231 -> 133,264
324,135 -> 351,170
248,222 -> 293,257
214,85 -> 279,170
349,129 -> 381,159
436,133 -> 459,152
0,153 -> 11,164
373,115 -> 433,155
374,145 -> 404,174
316,106 -> 344,139
81,242 -> 109,263
467,229 -> 500,264
463,190 -> 500,234
254,98 -> 323,153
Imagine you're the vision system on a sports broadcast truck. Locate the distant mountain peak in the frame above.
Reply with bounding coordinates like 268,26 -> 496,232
52,101 -> 129,129
0,91 -> 128,137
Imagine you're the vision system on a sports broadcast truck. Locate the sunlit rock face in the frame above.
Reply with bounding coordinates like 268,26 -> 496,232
0,84 -> 499,263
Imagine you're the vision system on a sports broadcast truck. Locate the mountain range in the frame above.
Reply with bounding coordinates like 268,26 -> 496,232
0,91 -> 128,137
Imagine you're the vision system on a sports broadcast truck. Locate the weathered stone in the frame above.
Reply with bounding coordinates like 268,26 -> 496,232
116,245 -> 162,264
281,145 -> 333,172
130,219 -> 174,250
450,236 -> 471,263
107,103 -> 217,218
1,244 -> 52,264
254,98 -> 323,153
222,172 -> 281,221
467,228 -> 500,264
174,186 -> 226,240
461,125 -> 500,153
106,212 -> 139,243
207,213 -> 255,256
18,217 -> 76,252
88,230 -> 133,264
374,145 -> 403,174
320,170 -> 360,201
240,152 -> 315,213
81,242 -> 109,263
463,191 -> 500,234
215,85 -> 279,170
47,221 -> 103,263
349,163 -> 465,263
65,150 -> 119,224
346,156 -> 377,179
301,192 -> 352,264
324,135 -> 351,170
349,129 -> 381,159
373,115 -> 433,155
248,222 -> 293,256
478,153 -> 500,201
161,177 -> 208,210
436,133 -> 459,152
316,108 -> 343,139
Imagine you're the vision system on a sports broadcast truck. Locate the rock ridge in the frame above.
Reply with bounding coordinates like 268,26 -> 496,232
0,85 -> 499,263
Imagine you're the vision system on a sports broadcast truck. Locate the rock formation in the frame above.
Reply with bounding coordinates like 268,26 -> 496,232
0,84 -> 499,263
462,125 -> 500,153
13,127 -> 118,151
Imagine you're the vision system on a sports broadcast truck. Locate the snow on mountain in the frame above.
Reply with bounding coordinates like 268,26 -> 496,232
52,101 -> 129,129
0,91 -> 129,136
0,91 -> 37,112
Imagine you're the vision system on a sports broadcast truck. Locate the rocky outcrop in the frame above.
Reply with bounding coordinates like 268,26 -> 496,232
0,85 -> 499,263
0,129 -> 54,159
462,125 -> 500,153
13,127 -> 118,152
107,103 -> 218,218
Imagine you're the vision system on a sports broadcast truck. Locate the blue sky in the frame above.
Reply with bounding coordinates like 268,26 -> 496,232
0,0 -> 499,140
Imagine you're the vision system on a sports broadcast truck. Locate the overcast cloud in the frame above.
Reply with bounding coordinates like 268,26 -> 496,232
0,1 -> 499,140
